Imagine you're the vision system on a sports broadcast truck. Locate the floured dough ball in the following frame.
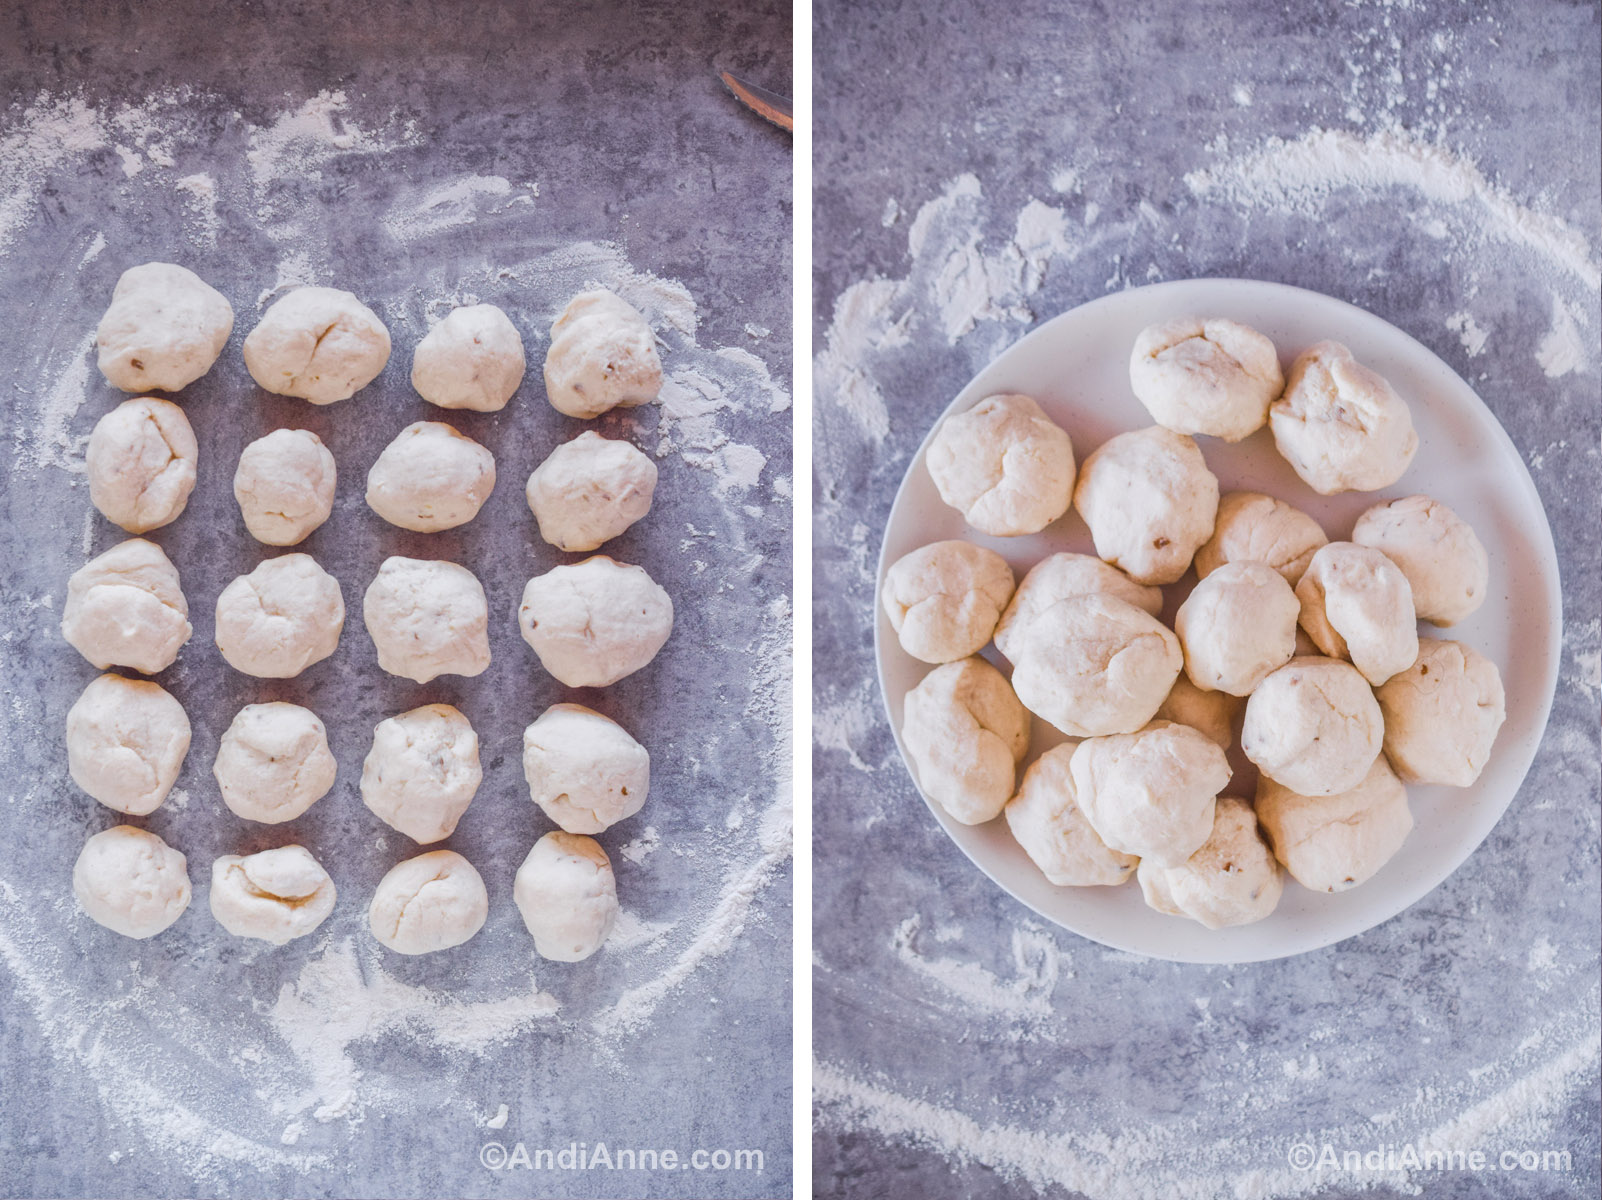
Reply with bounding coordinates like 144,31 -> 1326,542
1154,674 -> 1240,750
1270,341 -> 1418,494
517,556 -> 672,687
1256,756 -> 1412,892
73,825 -> 190,938
544,289 -> 662,418
901,657 -> 1029,825
1175,561 -> 1299,696
1242,656 -> 1382,796
66,674 -> 190,815
1352,495 -> 1488,627
95,262 -> 234,393
368,849 -> 488,954
365,421 -> 496,532
361,704 -> 482,843
1376,639 -> 1506,786
1194,492 -> 1327,585
209,846 -> 336,944
233,429 -> 336,546
214,702 -> 336,824
993,552 -> 1161,663
1138,797 -> 1283,928
243,286 -> 391,404
1004,745 -> 1138,886
1071,721 -> 1231,867
411,303 -> 525,411
925,393 -> 1075,537
523,703 -> 649,834
86,397 -> 198,533
1073,425 -> 1219,585
881,540 -> 1015,664
1128,317 -> 1283,442
526,431 -> 658,552
364,557 -> 491,683
1295,542 -> 1418,686
62,538 -> 191,673
215,553 -> 344,678
514,832 -> 619,962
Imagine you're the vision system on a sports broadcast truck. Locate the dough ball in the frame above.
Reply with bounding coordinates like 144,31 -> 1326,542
1071,721 -> 1231,867
1352,495 -> 1489,627
523,703 -> 649,835
993,552 -> 1161,663
882,540 -> 1015,664
1073,425 -> 1219,585
66,674 -> 190,815
1242,656 -> 1382,796
1004,744 -> 1138,887
365,421 -> 496,533
86,397 -> 198,533
214,702 -> 336,824
1137,796 -> 1283,928
368,849 -> 488,954
1154,672 -> 1241,751
364,557 -> 491,683
95,261 -> 234,393
513,832 -> 619,962
1376,638 -> 1506,787
411,303 -> 525,412
526,431 -> 658,552
544,289 -> 662,418
233,429 -> 336,546
925,393 -> 1075,537
1194,492 -> 1328,585
361,703 -> 482,843
1270,341 -> 1418,494
901,657 -> 1029,825
1256,755 -> 1412,892
73,825 -> 190,939
1128,317 -> 1283,442
1295,542 -> 1418,686
215,553 -> 345,678
243,286 -> 391,404
1175,561 -> 1299,696
517,556 -> 672,687
62,538 -> 192,674
209,845 -> 336,945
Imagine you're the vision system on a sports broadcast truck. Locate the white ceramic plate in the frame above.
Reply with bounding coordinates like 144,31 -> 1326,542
875,279 -> 1562,964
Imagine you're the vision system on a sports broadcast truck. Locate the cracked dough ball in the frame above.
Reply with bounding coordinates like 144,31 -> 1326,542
214,702 -> 336,824
993,552 -> 1161,663
514,832 -> 619,962
882,540 -> 1015,664
233,428 -> 337,546
925,393 -> 1075,537
1137,796 -> 1283,928
95,261 -> 234,393
1176,561 -> 1299,696
1295,542 -> 1418,686
1256,755 -> 1412,892
1376,638 -> 1506,786
1270,341 -> 1418,494
1154,673 -> 1240,751
1004,744 -> 1138,887
62,538 -> 192,674
366,420 -> 496,532
1129,317 -> 1283,442
1242,656 -> 1382,796
361,704 -> 482,843
243,286 -> 391,404
544,289 -> 661,418
215,553 -> 344,678
1071,721 -> 1231,867
411,303 -> 525,412
1073,425 -> 1219,585
86,397 -> 198,533
1352,495 -> 1488,627
364,557 -> 491,683
517,556 -> 672,687
523,703 -> 649,834
66,674 -> 190,815
901,657 -> 1029,825
1195,492 -> 1328,585
73,825 -> 190,939
209,845 -> 336,945
368,849 -> 488,955
526,431 -> 658,552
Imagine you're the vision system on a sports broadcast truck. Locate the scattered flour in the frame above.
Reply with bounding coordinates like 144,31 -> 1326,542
1444,310 -> 1488,357
382,174 -> 522,243
1534,297 -> 1585,378
173,174 -> 221,245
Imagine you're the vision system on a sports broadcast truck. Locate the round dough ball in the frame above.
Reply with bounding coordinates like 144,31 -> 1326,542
95,261 -> 234,393
526,431 -> 658,552
361,704 -> 482,843
1352,495 -> 1488,627
365,421 -> 496,533
523,703 -> 649,834
215,553 -> 345,678
925,393 -> 1075,537
1154,673 -> 1240,751
1194,492 -> 1328,585
544,289 -> 662,418
243,286 -> 391,404
1175,561 -> 1299,696
209,845 -> 336,945
62,538 -> 192,674
1376,638 -> 1506,787
1004,744 -> 1138,887
66,674 -> 190,815
73,825 -> 190,939
368,849 -> 488,955
1242,656 -> 1382,796
1073,425 -> 1219,585
517,556 -> 672,687
1270,341 -> 1418,494
881,540 -> 1015,664
513,832 -> 619,962
364,557 -> 491,683
993,552 -> 1162,663
1071,721 -> 1231,868
85,397 -> 198,533
1128,317 -> 1283,442
233,429 -> 336,546
1137,797 -> 1283,928
214,702 -> 336,824
411,303 -> 525,412
901,656 -> 1029,825
1256,755 -> 1413,892
1295,542 -> 1418,686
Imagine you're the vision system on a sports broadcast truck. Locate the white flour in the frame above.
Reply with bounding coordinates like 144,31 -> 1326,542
1535,297 -> 1585,379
